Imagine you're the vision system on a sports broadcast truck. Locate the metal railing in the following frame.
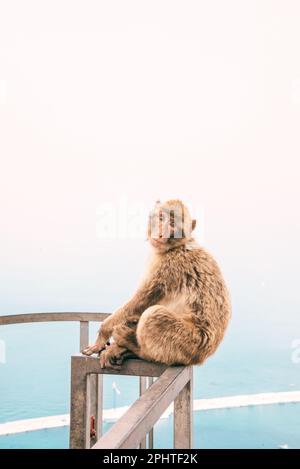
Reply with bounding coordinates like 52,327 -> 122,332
0,313 -> 193,449
0,312 -> 109,350
70,355 -> 193,449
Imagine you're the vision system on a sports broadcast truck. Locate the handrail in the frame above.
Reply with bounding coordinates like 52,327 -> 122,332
69,355 -> 193,449
0,313 -> 192,449
92,366 -> 192,449
0,312 -> 110,325
0,311 -> 110,447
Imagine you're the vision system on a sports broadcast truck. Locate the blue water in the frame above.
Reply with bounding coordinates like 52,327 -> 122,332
0,404 -> 299,449
0,313 -> 299,448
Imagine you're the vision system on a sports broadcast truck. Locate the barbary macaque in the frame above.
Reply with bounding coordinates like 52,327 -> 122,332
83,199 -> 231,369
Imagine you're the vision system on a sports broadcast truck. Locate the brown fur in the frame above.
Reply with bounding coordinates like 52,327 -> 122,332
83,200 -> 231,368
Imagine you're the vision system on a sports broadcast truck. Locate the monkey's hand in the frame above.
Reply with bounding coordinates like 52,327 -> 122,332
99,342 -> 127,370
81,339 -> 109,356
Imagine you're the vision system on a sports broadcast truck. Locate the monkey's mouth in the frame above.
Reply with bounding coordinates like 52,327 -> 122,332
149,237 -> 169,248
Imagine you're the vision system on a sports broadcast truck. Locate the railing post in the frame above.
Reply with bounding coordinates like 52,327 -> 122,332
79,321 -> 89,351
139,377 -> 147,448
79,321 -> 103,448
173,366 -> 193,449
148,377 -> 154,448
79,320 -> 96,448
69,356 -> 90,449
96,375 -> 103,439
89,374 -> 103,447
139,376 -> 155,448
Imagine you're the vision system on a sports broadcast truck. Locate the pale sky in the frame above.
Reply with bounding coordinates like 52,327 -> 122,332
0,1 -> 299,331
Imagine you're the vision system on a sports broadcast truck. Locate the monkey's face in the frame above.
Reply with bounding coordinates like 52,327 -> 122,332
147,200 -> 196,251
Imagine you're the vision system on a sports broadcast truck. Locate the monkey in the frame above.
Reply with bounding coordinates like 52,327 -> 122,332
82,199 -> 231,369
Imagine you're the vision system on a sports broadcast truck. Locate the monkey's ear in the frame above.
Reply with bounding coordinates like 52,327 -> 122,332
192,219 -> 197,231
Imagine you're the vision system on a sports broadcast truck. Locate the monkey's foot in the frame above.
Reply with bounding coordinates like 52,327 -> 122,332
81,342 -> 108,356
99,343 -> 127,370
112,324 -> 140,354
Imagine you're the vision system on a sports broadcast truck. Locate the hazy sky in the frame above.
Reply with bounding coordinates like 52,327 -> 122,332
0,1 -> 299,337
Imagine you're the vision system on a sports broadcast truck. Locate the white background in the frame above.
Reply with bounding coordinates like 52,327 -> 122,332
0,1 -> 299,334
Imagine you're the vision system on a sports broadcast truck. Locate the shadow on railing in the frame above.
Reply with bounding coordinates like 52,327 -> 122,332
0,313 -> 193,449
